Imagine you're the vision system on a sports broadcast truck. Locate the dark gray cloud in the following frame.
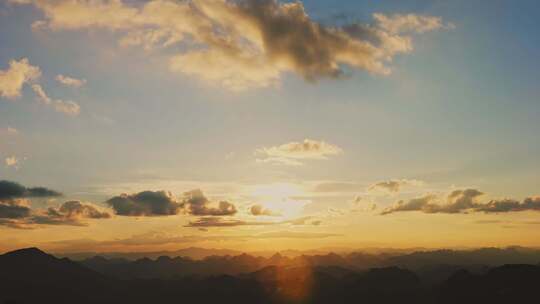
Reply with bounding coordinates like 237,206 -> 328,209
184,189 -> 237,216
106,189 -> 238,217
0,180 -> 62,200
0,200 -> 31,219
0,180 -> 62,225
237,0 -> 347,80
0,200 -> 111,228
106,191 -> 183,216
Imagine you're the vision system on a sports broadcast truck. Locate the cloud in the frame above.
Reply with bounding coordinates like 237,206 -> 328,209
106,190 -> 183,216
105,189 -> 238,217
283,216 -> 316,225
0,127 -> 19,135
185,215 -> 319,228
368,179 -> 423,194
4,156 -> 19,168
0,180 -> 62,200
443,189 -> 484,213
184,189 -> 237,216
381,190 -> 540,215
372,13 -> 454,34
0,181 -> 109,228
380,194 -> 438,215
31,84 -> 81,116
313,182 -> 362,193
24,201 -> 110,226
256,139 -> 342,165
26,201 -> 110,226
0,200 -> 32,219
47,229 -> 337,251
185,217 -> 274,227
250,204 -> 280,216
381,189 -> 484,215
257,231 -> 341,239
54,200 -> 111,219
475,197 -> 540,213
0,58 -> 41,99
351,196 -> 377,212
12,0 -> 452,91
55,74 -> 86,87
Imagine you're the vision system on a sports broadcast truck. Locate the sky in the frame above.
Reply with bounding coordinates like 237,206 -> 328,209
1,0 -> 540,253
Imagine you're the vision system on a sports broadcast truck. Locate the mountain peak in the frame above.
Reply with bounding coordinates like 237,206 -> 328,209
4,247 -> 48,257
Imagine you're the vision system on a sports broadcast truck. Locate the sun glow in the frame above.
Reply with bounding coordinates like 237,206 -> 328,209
249,183 -> 309,219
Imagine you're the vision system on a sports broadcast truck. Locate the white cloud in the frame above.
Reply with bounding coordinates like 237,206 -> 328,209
0,127 -> 19,136
256,139 -> 343,165
5,156 -> 20,168
12,0 -> 452,91
0,58 -> 41,99
56,74 -> 86,87
31,84 -> 80,116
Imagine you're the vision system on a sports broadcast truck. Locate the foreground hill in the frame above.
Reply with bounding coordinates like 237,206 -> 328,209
1,248 -> 540,304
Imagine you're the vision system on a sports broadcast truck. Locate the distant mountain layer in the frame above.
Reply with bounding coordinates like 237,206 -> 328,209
55,247 -> 244,260
69,246 -> 540,279
2,247 -> 540,304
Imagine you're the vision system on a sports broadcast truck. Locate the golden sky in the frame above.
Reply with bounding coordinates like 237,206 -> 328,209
1,0 -> 540,253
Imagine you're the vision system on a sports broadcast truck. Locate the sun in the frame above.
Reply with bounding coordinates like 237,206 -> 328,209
248,183 -> 309,219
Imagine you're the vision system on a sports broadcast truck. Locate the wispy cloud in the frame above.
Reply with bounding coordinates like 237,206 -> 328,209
56,74 -> 86,88
31,84 -> 81,116
256,139 -> 342,165
368,179 -> 424,194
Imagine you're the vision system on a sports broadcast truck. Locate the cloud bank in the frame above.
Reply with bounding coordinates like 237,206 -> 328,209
12,0 -> 452,90
106,189 -> 238,217
0,180 -> 110,228
381,189 -> 540,215
0,180 -> 62,200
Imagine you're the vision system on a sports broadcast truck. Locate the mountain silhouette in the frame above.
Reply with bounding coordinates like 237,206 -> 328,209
1,247 -> 540,304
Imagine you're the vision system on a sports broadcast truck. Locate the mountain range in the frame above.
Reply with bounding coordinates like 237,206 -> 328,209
2,247 -> 540,304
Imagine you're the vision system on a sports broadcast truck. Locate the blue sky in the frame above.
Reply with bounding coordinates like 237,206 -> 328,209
1,0 -> 539,252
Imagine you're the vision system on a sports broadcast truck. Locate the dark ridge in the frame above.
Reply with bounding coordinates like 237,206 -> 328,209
2,248 -> 540,304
